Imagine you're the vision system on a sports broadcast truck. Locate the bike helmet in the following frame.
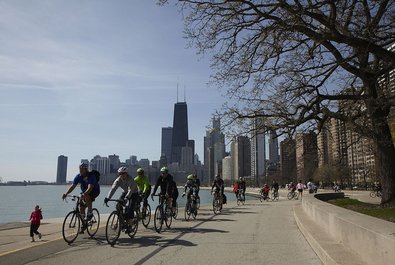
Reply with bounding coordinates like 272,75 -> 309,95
118,167 -> 128,174
160,166 -> 168,173
137,168 -> 144,174
79,162 -> 88,169
187,174 -> 194,180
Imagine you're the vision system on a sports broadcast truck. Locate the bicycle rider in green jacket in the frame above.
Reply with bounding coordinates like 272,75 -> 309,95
134,168 -> 151,210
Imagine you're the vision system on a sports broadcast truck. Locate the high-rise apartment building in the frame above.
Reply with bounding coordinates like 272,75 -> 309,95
251,116 -> 266,186
56,155 -> 68,184
161,127 -> 173,164
222,156 -> 233,182
171,102 -> 189,164
295,131 -> 318,181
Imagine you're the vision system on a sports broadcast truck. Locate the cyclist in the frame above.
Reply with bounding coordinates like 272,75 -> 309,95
211,174 -> 224,205
62,163 -> 100,223
151,167 -> 176,212
193,174 -> 201,198
261,184 -> 270,200
239,177 -> 246,198
271,180 -> 279,197
182,175 -> 198,213
104,167 -> 139,222
233,180 -> 240,199
134,168 -> 151,211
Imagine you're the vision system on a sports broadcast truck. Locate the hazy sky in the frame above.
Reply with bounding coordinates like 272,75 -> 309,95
0,1 -> 225,182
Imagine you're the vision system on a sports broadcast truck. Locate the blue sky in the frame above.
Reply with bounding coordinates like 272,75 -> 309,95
0,1 -> 225,182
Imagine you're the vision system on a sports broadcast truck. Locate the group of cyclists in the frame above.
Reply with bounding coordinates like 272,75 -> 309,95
62,163 -> 203,233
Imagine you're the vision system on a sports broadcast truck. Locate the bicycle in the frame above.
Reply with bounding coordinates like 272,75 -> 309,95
259,191 -> 270,202
369,189 -> 382,198
212,190 -> 222,214
287,190 -> 299,200
271,189 -> 279,201
236,191 -> 245,205
152,194 -> 173,233
184,188 -> 198,221
138,194 -> 151,228
104,198 -> 139,246
62,194 -> 100,244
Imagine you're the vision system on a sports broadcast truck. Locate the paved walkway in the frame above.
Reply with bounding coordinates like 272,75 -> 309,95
0,191 -> 322,265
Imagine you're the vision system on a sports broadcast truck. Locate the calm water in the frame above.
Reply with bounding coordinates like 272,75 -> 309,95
0,185 -> 222,224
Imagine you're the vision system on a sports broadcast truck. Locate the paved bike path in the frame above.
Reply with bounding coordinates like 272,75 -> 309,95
1,197 -> 322,265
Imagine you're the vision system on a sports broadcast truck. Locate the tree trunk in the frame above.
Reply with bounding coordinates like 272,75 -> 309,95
371,114 -> 395,205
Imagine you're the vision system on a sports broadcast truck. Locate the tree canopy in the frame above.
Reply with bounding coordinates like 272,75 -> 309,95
161,0 -> 395,203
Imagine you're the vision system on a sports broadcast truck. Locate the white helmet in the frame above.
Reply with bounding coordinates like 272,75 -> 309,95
117,167 -> 128,174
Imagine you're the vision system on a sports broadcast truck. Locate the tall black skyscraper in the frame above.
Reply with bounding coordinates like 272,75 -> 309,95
56,155 -> 68,184
171,102 -> 189,164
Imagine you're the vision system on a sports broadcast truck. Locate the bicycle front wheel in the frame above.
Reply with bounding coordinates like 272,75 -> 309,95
287,192 -> 292,200
165,205 -> 172,228
185,203 -> 191,221
62,211 -> 80,244
127,210 -> 139,238
154,205 -> 163,233
173,202 -> 178,219
87,208 -> 100,237
105,211 -> 121,245
369,191 -> 376,198
141,204 -> 151,228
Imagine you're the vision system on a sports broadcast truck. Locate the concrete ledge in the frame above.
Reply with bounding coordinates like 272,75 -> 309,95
300,193 -> 395,265
294,204 -> 367,265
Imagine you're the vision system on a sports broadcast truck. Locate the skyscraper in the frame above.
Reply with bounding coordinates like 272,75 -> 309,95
204,117 -> 226,184
251,116 -> 266,186
231,136 -> 251,182
56,155 -> 68,184
269,130 -> 279,164
171,102 -> 189,164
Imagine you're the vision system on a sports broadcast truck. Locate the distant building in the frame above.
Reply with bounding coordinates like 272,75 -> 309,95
204,117 -> 226,185
56,155 -> 68,184
268,130 -> 279,164
295,131 -> 318,182
231,136 -> 251,182
222,156 -> 233,183
108,154 -> 120,173
161,127 -> 173,164
280,138 -> 296,183
171,102 -> 189,164
251,116 -> 266,187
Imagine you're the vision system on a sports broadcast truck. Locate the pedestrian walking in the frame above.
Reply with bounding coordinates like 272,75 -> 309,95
29,205 -> 43,242
296,180 -> 304,200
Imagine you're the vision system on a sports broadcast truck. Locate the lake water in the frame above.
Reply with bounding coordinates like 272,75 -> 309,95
0,185 -> 223,224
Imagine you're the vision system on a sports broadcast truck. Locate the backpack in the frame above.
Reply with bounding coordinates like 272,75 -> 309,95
91,170 -> 101,183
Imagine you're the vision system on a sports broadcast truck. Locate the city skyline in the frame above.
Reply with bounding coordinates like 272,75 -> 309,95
0,1 -> 224,182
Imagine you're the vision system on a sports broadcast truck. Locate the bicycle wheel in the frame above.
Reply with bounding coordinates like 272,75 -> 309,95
105,211 -> 121,245
141,204 -> 151,228
154,205 -> 163,233
86,208 -> 100,237
369,191 -> 376,198
213,199 -> 220,214
184,203 -> 191,221
241,195 -> 245,205
62,211 -> 80,244
260,194 -> 263,202
287,192 -> 292,200
173,202 -> 178,219
196,197 -> 200,209
127,210 -> 139,238
165,205 -> 172,228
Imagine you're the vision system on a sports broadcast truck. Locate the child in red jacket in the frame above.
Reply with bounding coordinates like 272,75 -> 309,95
29,205 -> 43,242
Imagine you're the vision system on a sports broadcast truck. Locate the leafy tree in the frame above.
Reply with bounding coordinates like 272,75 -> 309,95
161,1 -> 395,204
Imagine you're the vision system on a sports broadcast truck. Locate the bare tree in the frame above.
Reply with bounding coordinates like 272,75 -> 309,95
161,1 -> 395,204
